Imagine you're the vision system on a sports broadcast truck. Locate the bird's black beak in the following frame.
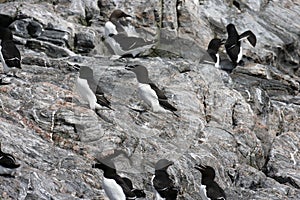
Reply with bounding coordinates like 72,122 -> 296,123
194,164 -> 206,170
168,161 -> 174,166
125,14 -> 132,18
125,65 -> 134,71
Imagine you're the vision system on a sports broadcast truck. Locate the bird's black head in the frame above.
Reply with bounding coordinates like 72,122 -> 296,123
125,64 -> 149,83
79,66 -> 93,80
226,23 -> 238,36
155,159 -> 174,171
92,159 -> 117,174
195,164 -> 216,180
207,38 -> 226,52
109,9 -> 132,21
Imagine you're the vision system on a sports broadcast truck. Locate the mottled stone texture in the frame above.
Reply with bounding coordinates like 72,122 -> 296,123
0,0 -> 299,199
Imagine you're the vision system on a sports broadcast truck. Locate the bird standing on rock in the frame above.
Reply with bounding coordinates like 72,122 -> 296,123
195,164 -> 226,200
92,160 -> 146,200
0,27 -> 21,78
104,9 -> 156,58
125,64 -> 178,116
225,23 -> 256,66
151,159 -> 179,200
75,66 -> 113,120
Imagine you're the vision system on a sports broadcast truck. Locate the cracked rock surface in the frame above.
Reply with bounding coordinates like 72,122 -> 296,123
0,0 -> 299,199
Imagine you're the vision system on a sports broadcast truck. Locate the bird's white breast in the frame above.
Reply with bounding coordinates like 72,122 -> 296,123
237,46 -> 243,63
102,177 -> 126,200
214,53 -> 220,68
0,46 -> 9,73
151,175 -> 166,200
75,77 -> 98,110
199,184 -> 211,200
138,83 -> 165,112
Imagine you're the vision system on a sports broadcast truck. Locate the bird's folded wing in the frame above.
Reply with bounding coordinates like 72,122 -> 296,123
115,175 -> 136,198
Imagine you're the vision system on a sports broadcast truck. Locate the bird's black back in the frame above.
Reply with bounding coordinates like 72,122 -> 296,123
153,170 -> 178,200
1,40 -> 21,69
122,177 -> 146,198
111,34 -> 155,51
93,162 -> 136,199
225,24 -> 240,64
95,84 -> 113,110
195,165 -> 226,200
204,179 -> 226,200
149,83 -> 177,112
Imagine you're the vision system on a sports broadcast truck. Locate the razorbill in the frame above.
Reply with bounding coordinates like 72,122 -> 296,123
125,64 -> 178,116
76,66 -> 113,113
0,27 -> 21,77
105,9 -> 132,36
207,38 -> 237,73
225,23 -> 256,66
151,159 -> 179,200
0,142 -> 21,176
104,10 -> 156,57
195,164 -> 226,200
92,160 -> 144,200
201,38 -> 225,68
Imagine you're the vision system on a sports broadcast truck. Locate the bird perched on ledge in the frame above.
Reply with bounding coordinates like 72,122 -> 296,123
201,38 -> 237,73
195,164 -> 226,200
225,23 -> 257,66
0,27 -> 21,78
92,159 -> 146,200
104,9 -> 156,58
126,64 -> 178,116
75,66 -> 113,120
151,159 -> 179,200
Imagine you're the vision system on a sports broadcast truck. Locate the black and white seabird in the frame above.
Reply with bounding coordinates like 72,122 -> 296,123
125,64 -> 178,116
0,27 -> 21,77
151,159 -> 179,200
201,38 -> 224,68
105,9 -> 133,36
0,142 -> 21,176
76,66 -> 113,114
203,38 -> 236,73
225,23 -> 256,66
195,164 -> 226,200
92,160 -> 145,200
104,10 -> 156,58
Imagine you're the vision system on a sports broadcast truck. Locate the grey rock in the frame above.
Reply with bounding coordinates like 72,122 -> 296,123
0,0 -> 300,199
74,31 -> 96,53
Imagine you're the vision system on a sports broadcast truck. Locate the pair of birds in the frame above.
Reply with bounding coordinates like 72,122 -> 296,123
0,27 -> 22,84
92,159 -> 177,200
204,23 -> 257,73
93,158 -> 226,200
104,9 -> 156,58
76,64 -> 178,119
0,142 -> 21,177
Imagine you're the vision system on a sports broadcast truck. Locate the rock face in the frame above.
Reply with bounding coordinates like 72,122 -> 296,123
0,0 -> 299,199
